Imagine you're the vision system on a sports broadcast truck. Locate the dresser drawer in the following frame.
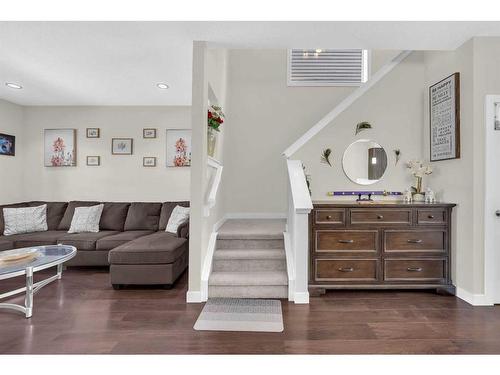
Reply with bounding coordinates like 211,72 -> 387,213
315,230 -> 378,255
384,230 -> 446,253
315,259 -> 378,282
416,209 -> 447,225
315,209 -> 345,225
384,259 -> 446,282
350,209 -> 411,225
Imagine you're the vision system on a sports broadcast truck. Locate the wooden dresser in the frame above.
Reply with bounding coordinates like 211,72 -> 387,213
309,201 -> 456,295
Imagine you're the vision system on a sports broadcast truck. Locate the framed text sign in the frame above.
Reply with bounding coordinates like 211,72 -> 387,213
429,72 -> 460,161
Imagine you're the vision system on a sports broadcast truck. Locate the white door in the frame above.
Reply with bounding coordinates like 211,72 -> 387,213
485,95 -> 500,304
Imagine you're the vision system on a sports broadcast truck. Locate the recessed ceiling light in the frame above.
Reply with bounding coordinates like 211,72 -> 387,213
157,83 -> 169,89
5,82 -> 22,89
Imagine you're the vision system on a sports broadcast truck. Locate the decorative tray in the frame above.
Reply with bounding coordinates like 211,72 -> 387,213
0,248 -> 39,263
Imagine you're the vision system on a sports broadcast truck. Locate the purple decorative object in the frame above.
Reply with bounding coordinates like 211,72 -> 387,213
328,190 -> 403,202
331,191 -> 402,196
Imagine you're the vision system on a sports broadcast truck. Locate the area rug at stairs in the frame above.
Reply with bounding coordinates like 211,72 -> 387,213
193,298 -> 284,332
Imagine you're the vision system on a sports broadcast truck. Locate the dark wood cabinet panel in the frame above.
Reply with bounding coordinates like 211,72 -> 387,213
416,209 -> 447,225
315,209 -> 345,225
315,230 -> 378,255
350,208 -> 412,225
384,230 -> 446,254
309,202 -> 455,294
384,259 -> 446,282
315,259 -> 378,282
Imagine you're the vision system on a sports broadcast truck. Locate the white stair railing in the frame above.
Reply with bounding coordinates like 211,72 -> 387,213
285,159 -> 313,303
204,156 -> 223,217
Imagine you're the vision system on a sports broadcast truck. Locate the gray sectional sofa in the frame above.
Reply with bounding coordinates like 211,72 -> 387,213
0,201 -> 189,288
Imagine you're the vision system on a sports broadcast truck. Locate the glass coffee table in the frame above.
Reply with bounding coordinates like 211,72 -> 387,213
0,245 -> 76,318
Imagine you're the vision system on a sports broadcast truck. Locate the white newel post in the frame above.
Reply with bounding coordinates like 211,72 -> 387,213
292,208 -> 311,303
286,159 -> 313,304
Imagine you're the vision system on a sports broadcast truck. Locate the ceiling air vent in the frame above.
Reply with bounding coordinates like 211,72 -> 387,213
288,49 -> 369,87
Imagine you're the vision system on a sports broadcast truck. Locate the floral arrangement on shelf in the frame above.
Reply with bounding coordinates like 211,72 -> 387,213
406,160 -> 433,195
207,105 -> 225,132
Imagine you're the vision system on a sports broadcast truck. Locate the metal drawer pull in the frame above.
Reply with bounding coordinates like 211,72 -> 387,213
428,215 -> 435,219
326,215 -> 332,220
407,239 -> 423,244
338,239 -> 354,244
377,215 -> 384,219
407,267 -> 423,272
338,267 -> 354,272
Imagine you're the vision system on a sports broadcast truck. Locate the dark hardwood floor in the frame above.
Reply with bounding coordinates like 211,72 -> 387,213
1,267 -> 500,354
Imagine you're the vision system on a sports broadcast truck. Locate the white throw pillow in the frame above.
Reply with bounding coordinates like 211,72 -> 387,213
68,204 -> 104,233
3,205 -> 48,236
166,205 -> 190,234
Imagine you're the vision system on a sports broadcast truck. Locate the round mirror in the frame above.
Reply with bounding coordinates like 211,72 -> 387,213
342,139 -> 388,185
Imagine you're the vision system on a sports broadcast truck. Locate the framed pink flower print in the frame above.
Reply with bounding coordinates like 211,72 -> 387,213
44,129 -> 77,167
166,129 -> 191,167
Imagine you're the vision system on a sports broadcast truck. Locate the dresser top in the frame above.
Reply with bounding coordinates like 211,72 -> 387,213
312,200 -> 456,208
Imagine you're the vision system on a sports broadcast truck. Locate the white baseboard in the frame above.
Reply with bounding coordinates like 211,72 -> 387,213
293,292 -> 310,304
200,232 -> 218,302
186,291 -> 203,303
225,212 -> 287,220
456,287 -> 492,306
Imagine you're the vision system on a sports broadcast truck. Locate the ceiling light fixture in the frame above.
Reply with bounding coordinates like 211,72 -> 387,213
157,83 -> 169,89
5,82 -> 22,89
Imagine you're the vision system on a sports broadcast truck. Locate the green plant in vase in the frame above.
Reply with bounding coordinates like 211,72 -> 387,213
207,105 -> 225,157
406,160 -> 433,201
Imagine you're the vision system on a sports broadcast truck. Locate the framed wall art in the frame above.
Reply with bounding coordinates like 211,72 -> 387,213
143,157 -> 157,167
112,138 -> 133,155
86,156 -> 100,166
429,72 -> 460,161
166,129 -> 191,167
44,129 -> 77,167
143,128 -> 157,139
86,128 -> 100,138
0,133 -> 15,156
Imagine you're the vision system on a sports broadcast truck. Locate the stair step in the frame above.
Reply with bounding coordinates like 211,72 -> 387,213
214,249 -> 285,260
209,271 -> 288,286
217,219 -> 285,240
213,259 -> 286,272
216,239 -> 284,250
209,285 -> 288,299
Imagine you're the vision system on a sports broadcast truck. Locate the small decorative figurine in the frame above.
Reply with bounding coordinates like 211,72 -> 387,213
321,148 -> 332,166
425,187 -> 436,203
403,189 -> 413,203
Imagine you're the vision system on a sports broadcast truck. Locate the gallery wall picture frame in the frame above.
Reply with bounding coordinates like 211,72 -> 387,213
429,72 -> 461,162
0,133 -> 15,156
86,156 -> 100,166
166,129 -> 192,167
86,128 -> 100,138
143,128 -> 157,139
44,129 -> 77,167
143,156 -> 157,167
111,138 -> 133,155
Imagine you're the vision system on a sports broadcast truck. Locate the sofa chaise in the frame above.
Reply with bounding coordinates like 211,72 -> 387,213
0,201 -> 189,288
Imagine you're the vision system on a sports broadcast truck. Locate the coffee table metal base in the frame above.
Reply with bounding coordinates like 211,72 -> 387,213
0,263 -> 63,318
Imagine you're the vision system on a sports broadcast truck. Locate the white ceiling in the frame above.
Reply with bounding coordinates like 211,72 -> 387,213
2,21 -> 500,106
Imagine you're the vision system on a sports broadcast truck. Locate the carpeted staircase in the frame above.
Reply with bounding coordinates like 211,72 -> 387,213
208,219 -> 288,299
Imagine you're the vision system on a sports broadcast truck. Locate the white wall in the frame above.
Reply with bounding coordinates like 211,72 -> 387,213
294,52 -> 425,198
0,99 -> 24,204
423,41 -> 475,293
21,106 -> 191,202
222,49 -> 400,214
